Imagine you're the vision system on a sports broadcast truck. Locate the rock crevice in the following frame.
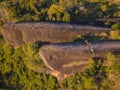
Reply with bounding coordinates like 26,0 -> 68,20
39,41 -> 120,81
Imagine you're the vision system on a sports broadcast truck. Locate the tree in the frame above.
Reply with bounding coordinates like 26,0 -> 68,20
48,4 -> 70,22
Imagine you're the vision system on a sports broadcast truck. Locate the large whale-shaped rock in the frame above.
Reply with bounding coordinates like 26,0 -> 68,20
39,40 -> 120,81
2,22 -> 110,48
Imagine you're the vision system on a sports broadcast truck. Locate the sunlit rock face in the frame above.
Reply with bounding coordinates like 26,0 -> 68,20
39,41 -> 120,81
2,22 -> 110,48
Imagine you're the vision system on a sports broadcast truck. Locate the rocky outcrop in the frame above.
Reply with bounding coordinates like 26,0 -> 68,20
39,40 -> 120,81
2,22 -> 111,48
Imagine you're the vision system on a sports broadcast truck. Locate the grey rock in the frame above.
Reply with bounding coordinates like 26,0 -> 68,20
39,40 -> 120,81
2,22 -> 110,48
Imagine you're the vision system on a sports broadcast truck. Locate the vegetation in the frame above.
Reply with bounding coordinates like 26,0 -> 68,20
0,31 -> 120,89
0,0 -> 120,90
0,33 -> 58,90
61,53 -> 120,90
0,0 -> 120,23
109,23 -> 120,40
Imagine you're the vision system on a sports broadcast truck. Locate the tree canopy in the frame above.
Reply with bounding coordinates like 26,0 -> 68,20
0,0 -> 120,90
0,0 -> 120,23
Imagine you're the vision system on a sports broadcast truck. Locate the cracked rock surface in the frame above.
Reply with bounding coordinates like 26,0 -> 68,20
39,40 -> 120,81
2,22 -> 110,48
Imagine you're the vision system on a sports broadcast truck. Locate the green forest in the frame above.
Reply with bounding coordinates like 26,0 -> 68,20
0,0 -> 120,90
0,0 -> 120,23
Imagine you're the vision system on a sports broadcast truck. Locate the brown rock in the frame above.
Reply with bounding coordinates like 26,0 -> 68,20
39,41 -> 120,81
2,22 -> 111,48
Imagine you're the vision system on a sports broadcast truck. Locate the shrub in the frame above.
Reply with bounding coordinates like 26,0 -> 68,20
109,23 -> 120,40
109,30 -> 120,40
0,36 -> 58,89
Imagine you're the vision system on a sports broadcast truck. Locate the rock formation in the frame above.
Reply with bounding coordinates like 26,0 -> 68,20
2,22 -> 111,48
39,40 -> 120,81
2,21 -> 120,82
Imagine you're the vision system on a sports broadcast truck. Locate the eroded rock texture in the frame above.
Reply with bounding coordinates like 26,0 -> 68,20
2,22 -> 110,48
39,41 -> 120,81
